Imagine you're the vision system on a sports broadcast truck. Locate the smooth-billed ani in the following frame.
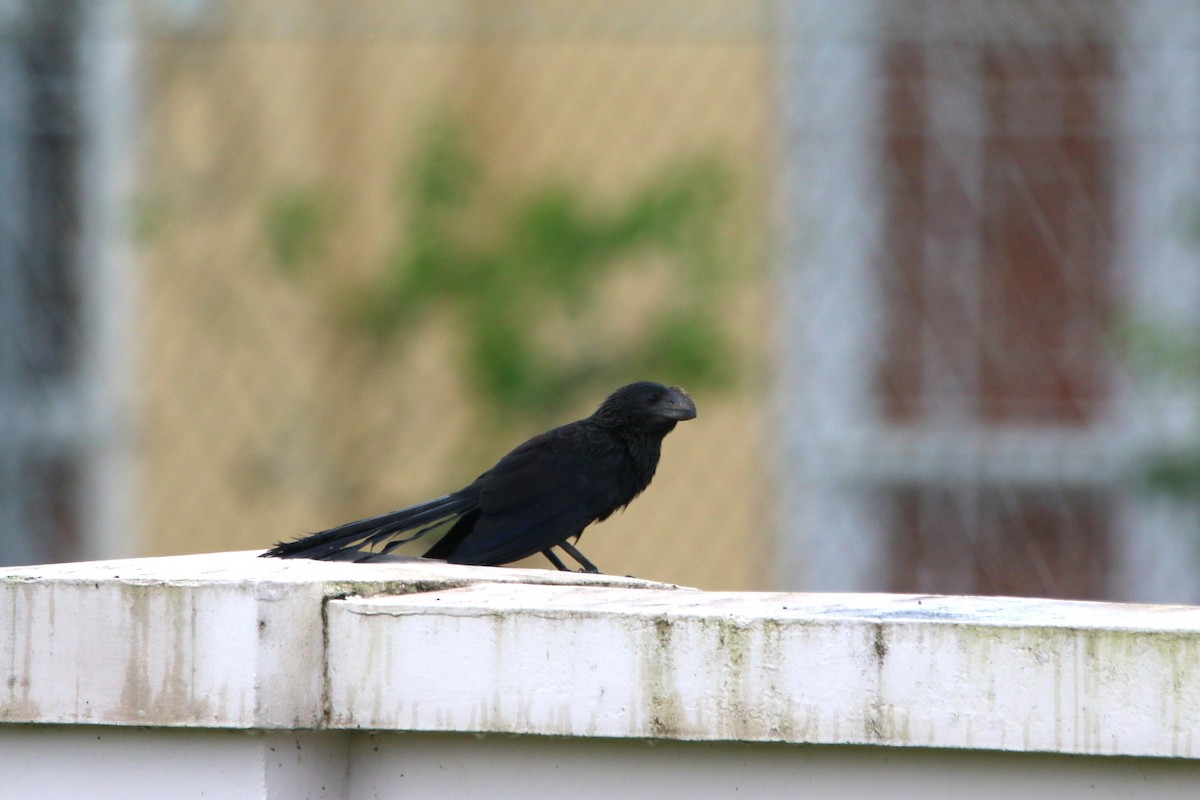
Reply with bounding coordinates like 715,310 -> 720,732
261,381 -> 696,572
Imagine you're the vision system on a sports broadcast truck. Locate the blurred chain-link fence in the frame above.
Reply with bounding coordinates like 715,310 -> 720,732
777,0 -> 1200,602
6,0 -> 1200,600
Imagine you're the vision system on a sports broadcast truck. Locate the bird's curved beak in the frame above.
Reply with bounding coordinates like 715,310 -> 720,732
660,387 -> 697,421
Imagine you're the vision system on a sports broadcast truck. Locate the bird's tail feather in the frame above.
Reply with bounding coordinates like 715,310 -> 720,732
261,491 -> 478,560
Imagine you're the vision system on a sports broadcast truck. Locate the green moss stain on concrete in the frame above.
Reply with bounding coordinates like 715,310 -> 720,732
640,616 -> 687,739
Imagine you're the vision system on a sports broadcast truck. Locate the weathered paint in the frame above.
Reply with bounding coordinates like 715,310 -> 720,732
4,551 -> 1200,762
326,585 -> 1200,758
0,550 -> 677,729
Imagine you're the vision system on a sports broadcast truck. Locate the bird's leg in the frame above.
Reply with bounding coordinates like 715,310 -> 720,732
541,548 -> 571,571
558,541 -> 601,574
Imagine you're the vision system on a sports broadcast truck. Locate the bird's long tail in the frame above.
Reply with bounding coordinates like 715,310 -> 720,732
261,490 -> 478,560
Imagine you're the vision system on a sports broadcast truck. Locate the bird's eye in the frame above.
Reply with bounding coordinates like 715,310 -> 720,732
644,393 -> 661,405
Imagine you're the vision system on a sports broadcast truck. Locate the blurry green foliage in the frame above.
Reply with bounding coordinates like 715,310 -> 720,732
265,184 -> 337,276
1118,318 -> 1200,498
267,116 -> 744,421
1116,190 -> 1200,501
131,193 -> 171,246
1118,319 -> 1200,385
1143,450 -> 1200,499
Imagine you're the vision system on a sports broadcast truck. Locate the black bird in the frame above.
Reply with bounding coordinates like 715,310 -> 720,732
261,381 -> 696,572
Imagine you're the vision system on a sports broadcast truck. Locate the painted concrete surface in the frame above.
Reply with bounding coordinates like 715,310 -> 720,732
0,551 -> 677,728
327,584 -> 1200,758
4,727 -> 1199,800
347,731 -> 1200,800
0,727 -> 348,800
4,551 -> 1200,798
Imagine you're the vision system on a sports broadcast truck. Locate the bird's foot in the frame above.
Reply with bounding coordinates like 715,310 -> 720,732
558,541 -> 600,573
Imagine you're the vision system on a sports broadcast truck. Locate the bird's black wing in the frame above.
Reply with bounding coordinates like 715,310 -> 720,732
444,427 -> 628,566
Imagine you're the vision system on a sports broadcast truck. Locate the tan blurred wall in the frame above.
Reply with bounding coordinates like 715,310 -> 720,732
135,1 -> 775,590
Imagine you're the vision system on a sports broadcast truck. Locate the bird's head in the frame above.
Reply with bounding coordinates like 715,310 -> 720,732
592,381 -> 697,433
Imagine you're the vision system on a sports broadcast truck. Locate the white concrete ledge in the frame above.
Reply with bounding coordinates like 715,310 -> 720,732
4,552 -> 1200,762
0,551 -> 678,729
326,585 -> 1200,758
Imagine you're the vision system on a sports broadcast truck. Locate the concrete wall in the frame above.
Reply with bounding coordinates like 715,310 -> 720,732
4,727 -> 1200,800
2,552 -> 1199,798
